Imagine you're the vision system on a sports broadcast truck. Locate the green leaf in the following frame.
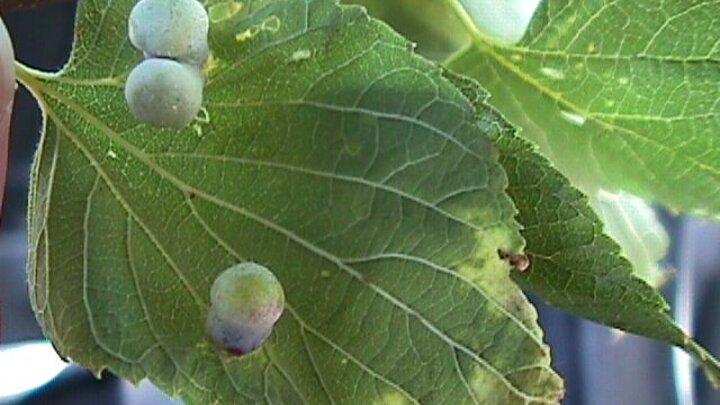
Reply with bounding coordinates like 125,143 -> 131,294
349,0 -> 674,290
448,0 -> 720,217
446,72 -> 720,388
346,0 -> 468,61
23,0 -> 564,403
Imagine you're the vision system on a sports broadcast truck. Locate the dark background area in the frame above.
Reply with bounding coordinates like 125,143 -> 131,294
0,3 -> 719,404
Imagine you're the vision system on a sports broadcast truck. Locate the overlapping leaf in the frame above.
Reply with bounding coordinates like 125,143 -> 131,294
349,0 -> 468,60
350,0 -> 720,387
450,0 -> 720,217
447,73 -> 720,388
23,0 -> 564,403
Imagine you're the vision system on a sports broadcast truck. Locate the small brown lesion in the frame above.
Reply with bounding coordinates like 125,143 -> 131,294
498,249 -> 531,272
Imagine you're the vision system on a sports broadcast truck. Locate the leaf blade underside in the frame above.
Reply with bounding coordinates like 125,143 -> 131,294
25,0 -> 563,403
445,73 -> 720,388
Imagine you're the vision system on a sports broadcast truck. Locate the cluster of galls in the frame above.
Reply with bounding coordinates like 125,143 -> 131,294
126,2 -> 286,356
125,0 -> 209,128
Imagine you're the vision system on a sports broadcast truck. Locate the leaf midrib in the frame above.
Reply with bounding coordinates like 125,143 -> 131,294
479,47 -> 720,64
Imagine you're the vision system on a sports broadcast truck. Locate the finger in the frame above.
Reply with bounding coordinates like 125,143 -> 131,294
0,17 -> 16,224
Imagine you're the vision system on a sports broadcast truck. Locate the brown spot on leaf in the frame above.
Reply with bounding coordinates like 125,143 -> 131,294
498,249 -> 531,272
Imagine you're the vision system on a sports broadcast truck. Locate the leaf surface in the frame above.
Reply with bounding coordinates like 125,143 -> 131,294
449,0 -> 720,216
24,0 -> 563,403
348,0 -> 468,60
337,0 -> 720,389
445,73 -> 720,388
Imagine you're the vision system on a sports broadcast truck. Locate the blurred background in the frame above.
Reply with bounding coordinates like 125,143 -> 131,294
1,2 -> 719,404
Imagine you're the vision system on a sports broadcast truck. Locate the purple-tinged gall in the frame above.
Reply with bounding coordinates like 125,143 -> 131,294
206,263 -> 285,356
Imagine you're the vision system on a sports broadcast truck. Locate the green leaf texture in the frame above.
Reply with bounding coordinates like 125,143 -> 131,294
347,0 -> 469,61
24,0 -> 563,403
446,73 -> 720,388
449,0 -> 720,217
